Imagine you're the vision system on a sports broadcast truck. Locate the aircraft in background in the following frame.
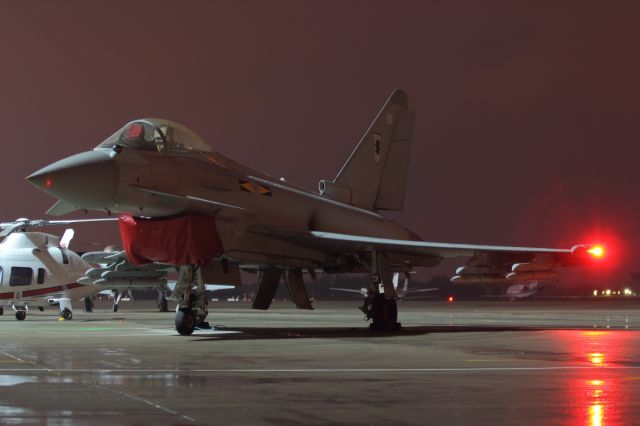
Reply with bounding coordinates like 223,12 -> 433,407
27,90 -> 605,334
332,272 -> 437,300
505,281 -> 542,300
478,281 -> 543,301
0,219 -> 173,320
0,230 -> 98,320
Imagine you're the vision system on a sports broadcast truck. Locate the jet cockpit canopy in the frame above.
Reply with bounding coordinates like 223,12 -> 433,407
97,119 -> 213,153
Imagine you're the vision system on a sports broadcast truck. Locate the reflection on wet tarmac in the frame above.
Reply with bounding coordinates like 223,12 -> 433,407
553,330 -> 635,425
2,302 -> 640,424
0,376 -> 37,387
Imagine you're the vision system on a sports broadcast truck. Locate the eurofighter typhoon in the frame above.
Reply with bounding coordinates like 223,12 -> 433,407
27,90 -> 604,334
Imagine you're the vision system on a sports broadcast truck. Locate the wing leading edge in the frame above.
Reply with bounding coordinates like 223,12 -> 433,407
310,231 -> 574,258
263,229 -> 602,284
309,230 -> 602,283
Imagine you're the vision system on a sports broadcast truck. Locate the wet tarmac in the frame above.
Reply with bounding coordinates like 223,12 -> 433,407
1,299 -> 640,425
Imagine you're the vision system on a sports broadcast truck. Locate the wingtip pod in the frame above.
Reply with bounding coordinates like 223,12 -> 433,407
571,244 -> 606,263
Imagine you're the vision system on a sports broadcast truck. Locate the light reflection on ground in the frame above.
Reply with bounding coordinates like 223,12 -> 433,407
2,303 -> 640,425
552,330 -> 634,425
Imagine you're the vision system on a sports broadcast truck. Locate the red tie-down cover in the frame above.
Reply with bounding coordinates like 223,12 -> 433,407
118,214 -> 224,266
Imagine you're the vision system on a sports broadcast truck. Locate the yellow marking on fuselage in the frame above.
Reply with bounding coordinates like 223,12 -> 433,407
240,181 -> 255,193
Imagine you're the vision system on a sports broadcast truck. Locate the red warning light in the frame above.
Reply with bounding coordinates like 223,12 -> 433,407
588,245 -> 605,259
45,175 -> 53,189
447,296 -> 454,303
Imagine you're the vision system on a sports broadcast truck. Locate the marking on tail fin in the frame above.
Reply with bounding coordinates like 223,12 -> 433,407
327,89 -> 414,211
373,133 -> 382,165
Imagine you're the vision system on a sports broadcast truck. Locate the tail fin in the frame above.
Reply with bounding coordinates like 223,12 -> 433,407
319,89 -> 415,211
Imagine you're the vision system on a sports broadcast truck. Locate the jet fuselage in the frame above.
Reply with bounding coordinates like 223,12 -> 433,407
28,130 -> 425,271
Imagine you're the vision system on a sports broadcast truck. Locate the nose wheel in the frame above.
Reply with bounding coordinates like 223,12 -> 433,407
15,310 -> 26,321
173,265 -> 209,336
175,307 -> 195,335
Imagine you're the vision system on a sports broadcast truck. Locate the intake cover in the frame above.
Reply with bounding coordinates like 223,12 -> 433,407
118,214 -> 223,266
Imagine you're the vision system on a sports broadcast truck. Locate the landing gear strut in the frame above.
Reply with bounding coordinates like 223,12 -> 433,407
157,291 -> 169,312
173,265 -> 209,335
112,290 -> 121,312
359,251 -> 402,332
361,294 -> 401,332
83,296 -> 94,312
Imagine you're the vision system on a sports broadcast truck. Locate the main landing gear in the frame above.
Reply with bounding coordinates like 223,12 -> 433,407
59,298 -> 73,321
360,294 -> 401,332
173,265 -> 209,336
83,296 -> 94,312
61,308 -> 73,320
157,290 -> 169,312
359,251 -> 402,332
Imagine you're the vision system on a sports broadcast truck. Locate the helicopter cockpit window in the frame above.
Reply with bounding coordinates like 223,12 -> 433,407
97,119 -> 213,154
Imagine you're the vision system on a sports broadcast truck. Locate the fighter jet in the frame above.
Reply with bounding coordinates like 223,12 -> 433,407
27,90 -> 605,334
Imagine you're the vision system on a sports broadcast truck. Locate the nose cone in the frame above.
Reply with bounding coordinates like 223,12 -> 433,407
27,150 -> 118,211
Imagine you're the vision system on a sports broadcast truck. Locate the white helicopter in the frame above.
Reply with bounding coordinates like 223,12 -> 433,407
0,218 -> 170,320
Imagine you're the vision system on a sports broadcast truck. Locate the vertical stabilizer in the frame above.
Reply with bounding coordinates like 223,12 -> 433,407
320,89 -> 415,211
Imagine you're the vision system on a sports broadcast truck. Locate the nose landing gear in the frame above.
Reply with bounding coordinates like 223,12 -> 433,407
173,265 -> 209,336
175,307 -> 196,335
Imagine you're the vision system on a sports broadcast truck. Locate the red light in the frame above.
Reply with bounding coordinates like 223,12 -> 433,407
589,352 -> 604,365
125,123 -> 144,140
588,245 -> 605,258
45,175 -> 53,189
447,296 -> 454,303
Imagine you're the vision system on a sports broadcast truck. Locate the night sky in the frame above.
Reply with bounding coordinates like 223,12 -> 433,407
1,1 -> 638,282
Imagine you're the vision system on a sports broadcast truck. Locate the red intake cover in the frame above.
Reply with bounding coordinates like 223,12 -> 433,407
118,214 -> 224,266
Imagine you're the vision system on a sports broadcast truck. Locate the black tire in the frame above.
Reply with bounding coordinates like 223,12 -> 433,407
370,295 -> 400,332
175,308 -> 196,335
61,308 -> 73,320
0,307 -> 3,316
113,304 -> 118,313
15,310 -> 26,321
